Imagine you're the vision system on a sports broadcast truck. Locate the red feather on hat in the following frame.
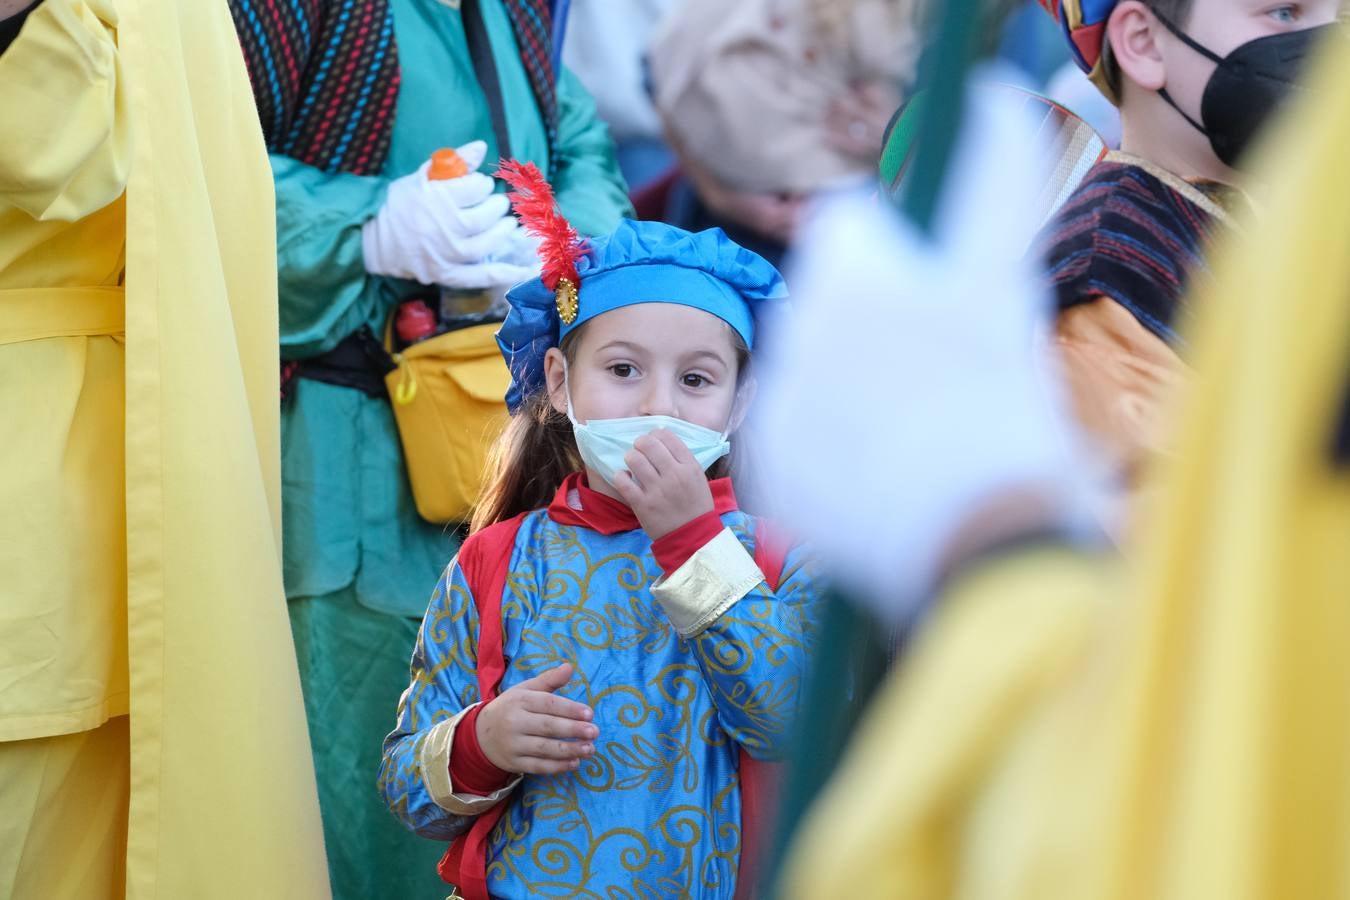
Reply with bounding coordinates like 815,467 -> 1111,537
497,160 -> 587,291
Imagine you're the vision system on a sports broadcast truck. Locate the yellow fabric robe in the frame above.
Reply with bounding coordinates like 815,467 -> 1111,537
782,35 -> 1350,900
0,0 -> 329,895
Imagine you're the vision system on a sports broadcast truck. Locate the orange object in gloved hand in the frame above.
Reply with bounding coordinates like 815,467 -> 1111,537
361,140 -> 536,289
429,148 -> 470,181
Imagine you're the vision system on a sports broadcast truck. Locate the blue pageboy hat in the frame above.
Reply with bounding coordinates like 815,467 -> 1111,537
495,174 -> 787,413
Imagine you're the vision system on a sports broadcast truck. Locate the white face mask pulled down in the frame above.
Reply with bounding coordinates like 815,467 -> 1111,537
561,364 -> 733,487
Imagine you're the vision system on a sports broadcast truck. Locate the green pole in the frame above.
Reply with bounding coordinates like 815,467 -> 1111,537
900,0 -> 985,235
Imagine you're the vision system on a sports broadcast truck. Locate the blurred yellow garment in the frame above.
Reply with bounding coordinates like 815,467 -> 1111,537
0,0 -> 329,896
782,37 -> 1350,900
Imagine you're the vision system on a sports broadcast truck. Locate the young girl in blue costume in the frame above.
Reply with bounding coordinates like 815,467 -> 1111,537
379,163 -> 821,900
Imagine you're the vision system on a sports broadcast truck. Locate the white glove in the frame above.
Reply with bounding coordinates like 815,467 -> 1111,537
751,85 -> 1103,621
361,140 -> 540,289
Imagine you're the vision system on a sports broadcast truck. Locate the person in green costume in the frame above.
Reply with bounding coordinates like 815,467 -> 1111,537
227,0 -> 632,896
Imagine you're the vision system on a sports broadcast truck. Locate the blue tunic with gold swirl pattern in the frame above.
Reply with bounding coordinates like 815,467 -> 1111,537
380,473 -> 820,898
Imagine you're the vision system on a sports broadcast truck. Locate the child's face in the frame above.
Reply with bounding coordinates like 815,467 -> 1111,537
544,303 -> 744,433
1156,0 -> 1340,132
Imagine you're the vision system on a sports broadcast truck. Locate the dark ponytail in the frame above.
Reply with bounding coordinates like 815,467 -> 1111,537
470,388 -> 580,533
471,332 -> 585,532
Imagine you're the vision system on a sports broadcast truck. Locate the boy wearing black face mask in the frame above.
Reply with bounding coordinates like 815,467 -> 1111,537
1034,0 -> 1339,487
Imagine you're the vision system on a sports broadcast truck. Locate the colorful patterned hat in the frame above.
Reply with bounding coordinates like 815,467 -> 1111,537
1038,0 -> 1122,102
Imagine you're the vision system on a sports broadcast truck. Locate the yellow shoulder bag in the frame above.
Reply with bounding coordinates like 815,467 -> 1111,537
384,320 -> 511,524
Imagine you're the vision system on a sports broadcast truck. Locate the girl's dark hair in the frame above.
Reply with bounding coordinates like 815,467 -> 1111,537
470,322 -> 751,533
470,381 -> 581,533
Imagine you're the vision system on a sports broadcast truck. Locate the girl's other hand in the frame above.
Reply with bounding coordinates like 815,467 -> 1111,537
476,663 -> 598,776
613,429 -> 716,541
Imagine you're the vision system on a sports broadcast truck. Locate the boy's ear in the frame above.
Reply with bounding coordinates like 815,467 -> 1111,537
1107,0 -> 1169,93
543,347 -> 569,416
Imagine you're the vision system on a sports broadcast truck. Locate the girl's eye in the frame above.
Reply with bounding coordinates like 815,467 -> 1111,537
608,364 -> 635,378
682,373 -> 709,389
1267,4 -> 1299,23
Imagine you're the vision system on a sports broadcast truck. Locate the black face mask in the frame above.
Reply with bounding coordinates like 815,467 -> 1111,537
1155,17 -> 1332,168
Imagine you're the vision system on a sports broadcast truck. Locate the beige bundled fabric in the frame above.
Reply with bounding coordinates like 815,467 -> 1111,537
649,0 -> 925,194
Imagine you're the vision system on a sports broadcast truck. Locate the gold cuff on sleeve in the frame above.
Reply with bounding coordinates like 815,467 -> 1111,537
651,527 -> 765,637
418,704 -> 521,815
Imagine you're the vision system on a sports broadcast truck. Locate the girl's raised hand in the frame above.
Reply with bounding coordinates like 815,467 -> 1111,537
476,663 -> 598,776
613,429 -> 716,540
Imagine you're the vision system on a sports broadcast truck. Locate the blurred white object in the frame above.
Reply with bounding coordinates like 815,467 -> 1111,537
362,140 -> 539,289
1046,61 -> 1122,149
753,85 -> 1099,619
983,83 -> 1107,233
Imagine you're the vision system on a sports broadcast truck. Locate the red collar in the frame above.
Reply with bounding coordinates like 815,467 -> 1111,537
547,472 -> 739,535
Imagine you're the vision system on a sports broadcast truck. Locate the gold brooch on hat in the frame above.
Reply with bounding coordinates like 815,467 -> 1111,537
555,278 -> 579,325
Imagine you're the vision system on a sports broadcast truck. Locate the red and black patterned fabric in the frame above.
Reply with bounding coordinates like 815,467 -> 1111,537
499,0 -> 558,148
229,0 -> 402,176
228,0 -> 558,177
1036,160 -> 1226,347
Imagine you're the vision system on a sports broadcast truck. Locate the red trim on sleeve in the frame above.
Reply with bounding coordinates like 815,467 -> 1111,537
651,510 -> 726,573
448,704 -> 513,797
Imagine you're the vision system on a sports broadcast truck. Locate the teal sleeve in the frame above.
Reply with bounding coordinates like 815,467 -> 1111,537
271,153 -> 393,358
692,541 -> 822,760
550,66 -> 633,237
378,561 -> 484,841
